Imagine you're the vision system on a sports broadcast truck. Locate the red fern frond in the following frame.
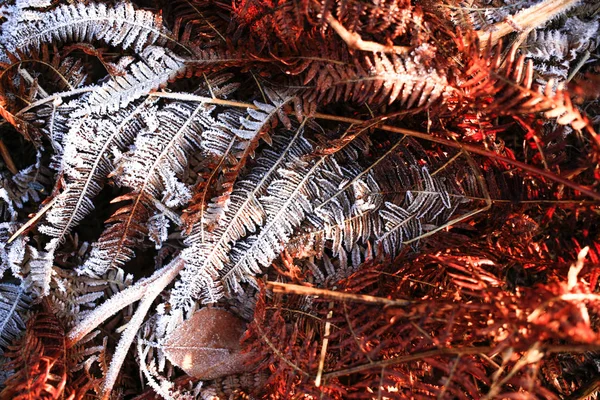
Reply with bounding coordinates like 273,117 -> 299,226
459,40 -> 595,135
1,303 -> 68,400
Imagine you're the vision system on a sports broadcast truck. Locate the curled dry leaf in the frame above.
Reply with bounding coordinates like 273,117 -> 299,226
162,308 -> 253,380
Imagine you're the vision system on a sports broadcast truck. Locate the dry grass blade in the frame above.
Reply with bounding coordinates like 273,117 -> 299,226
267,281 -> 412,306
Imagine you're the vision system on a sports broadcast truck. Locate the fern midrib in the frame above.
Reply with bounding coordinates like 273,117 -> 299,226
193,125 -> 304,279
56,103 -> 147,242
223,154 -> 327,281
107,104 -> 203,270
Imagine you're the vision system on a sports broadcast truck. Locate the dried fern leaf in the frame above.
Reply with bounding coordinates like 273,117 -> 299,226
1,306 -> 68,400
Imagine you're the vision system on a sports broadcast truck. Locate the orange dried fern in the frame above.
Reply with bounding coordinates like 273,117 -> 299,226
1,303 -> 68,400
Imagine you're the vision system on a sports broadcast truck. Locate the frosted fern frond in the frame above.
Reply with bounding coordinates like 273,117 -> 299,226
218,134 -> 389,295
26,238 -> 57,296
1,149 -> 51,209
174,126 -> 468,308
525,30 -> 570,63
148,214 -> 170,249
284,136 -> 460,265
0,224 -> 27,279
376,165 -> 454,255
81,102 -> 214,276
523,17 -> 599,82
221,159 -> 332,292
175,126 -> 313,308
52,267 -> 132,328
447,0 -> 540,31
228,88 -> 295,140
186,87 -> 298,229
78,47 -> 186,115
116,102 -> 213,195
0,190 -> 17,223
33,102 -> 73,171
213,142 -> 365,295
0,283 -> 30,355
1,1 -> 180,55
39,101 -> 154,244
307,50 -> 451,108
200,116 -> 242,157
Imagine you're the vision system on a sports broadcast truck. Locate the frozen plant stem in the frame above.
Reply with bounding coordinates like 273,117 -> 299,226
101,272 -> 177,399
325,12 -> 410,54
67,259 -> 184,347
477,0 -> 582,47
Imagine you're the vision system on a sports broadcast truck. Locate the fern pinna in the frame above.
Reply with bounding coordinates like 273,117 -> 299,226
0,0 -> 599,398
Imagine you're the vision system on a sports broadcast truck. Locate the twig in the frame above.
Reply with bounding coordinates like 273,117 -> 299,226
324,13 -> 410,54
15,87 -> 96,116
267,281 -> 412,306
567,51 -> 590,83
268,307 -> 341,329
183,0 -> 226,43
67,258 -> 185,348
438,356 -> 461,400
477,0 -> 582,47
322,346 -> 493,379
376,125 -> 600,201
315,308 -> 333,387
0,59 -> 73,90
0,138 -> 18,174
8,196 -> 59,243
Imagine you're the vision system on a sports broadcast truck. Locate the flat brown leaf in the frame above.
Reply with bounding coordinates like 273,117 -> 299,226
163,308 -> 253,380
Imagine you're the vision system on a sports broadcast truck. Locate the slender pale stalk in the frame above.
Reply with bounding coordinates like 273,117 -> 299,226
325,13 -> 410,54
477,0 -> 582,47
67,258 -> 184,348
100,269 -> 177,400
